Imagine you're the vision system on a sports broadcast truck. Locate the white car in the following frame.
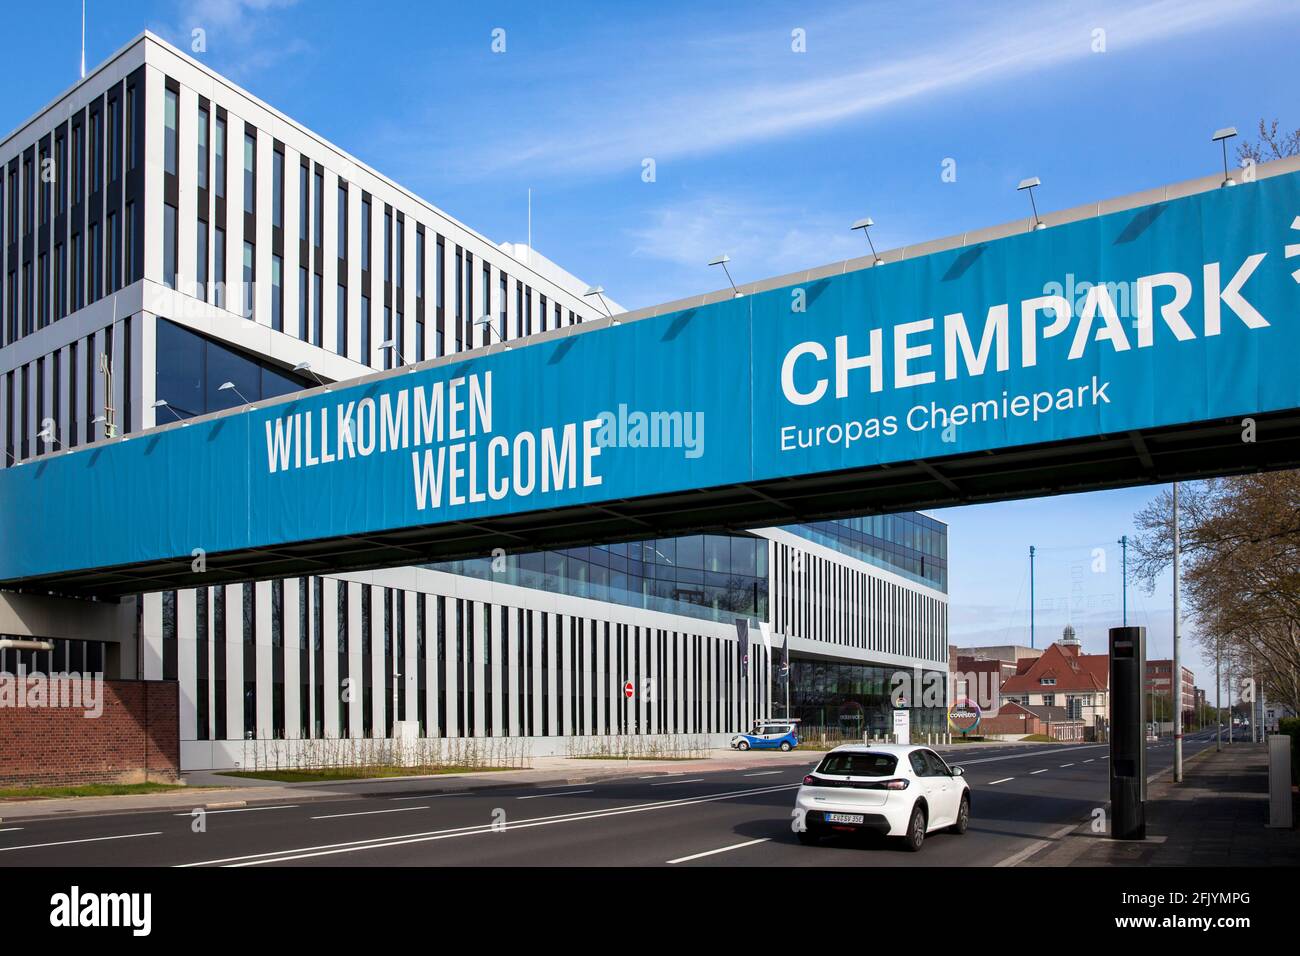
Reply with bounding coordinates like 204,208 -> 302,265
792,744 -> 971,851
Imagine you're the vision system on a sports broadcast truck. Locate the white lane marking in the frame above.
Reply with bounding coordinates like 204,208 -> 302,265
172,804 -> 299,816
178,782 -> 800,867
1083,759 -> 1095,763
0,831 -> 161,853
516,789 -> 593,800
312,806 -> 429,820
0,828 -> 24,833
994,822 -> 1081,868
668,838 -> 770,864
744,771 -> 783,777
989,777 -> 1015,785
651,778 -> 705,787
952,743 -> 1107,767
1030,769 -> 1048,775
390,791 -> 468,801
1059,763 -> 1074,768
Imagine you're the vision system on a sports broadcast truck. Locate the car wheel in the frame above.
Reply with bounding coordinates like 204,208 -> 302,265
797,831 -> 819,846
904,805 -> 927,852
952,794 -> 970,835
780,741 -> 792,752
737,740 -> 750,751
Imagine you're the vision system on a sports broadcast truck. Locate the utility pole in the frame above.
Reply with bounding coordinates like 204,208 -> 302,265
1216,638 -> 1222,752
80,0 -> 86,79
1172,483 -> 1183,781
1118,535 -> 1128,626
1029,545 -> 1036,649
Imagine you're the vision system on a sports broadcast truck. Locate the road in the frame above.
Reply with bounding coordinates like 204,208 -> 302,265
0,734 -> 1220,867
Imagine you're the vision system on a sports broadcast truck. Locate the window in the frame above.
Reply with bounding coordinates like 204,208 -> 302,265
242,241 -> 254,318
298,267 -> 308,339
299,164 -> 308,239
499,272 -> 506,331
243,131 -> 255,214
72,123 -> 83,204
164,89 -> 177,176
90,110 -> 101,194
313,169 -> 322,248
384,209 -> 392,280
214,115 -> 226,197
107,210 -> 119,292
395,218 -> 404,287
196,226 -> 208,302
109,96 -> 121,182
127,84 -> 138,171
272,150 -> 283,230
126,201 -> 137,282
415,229 -> 424,298
435,238 -> 444,309
816,752 -> 898,776
163,204 -> 177,288
336,284 -> 347,356
361,198 -> 370,271
55,132 -> 65,216
271,255 -> 283,332
360,293 -> 371,366
383,306 -> 392,369
154,319 -> 312,420
313,272 -> 322,345
38,144 -> 49,226
196,108 -> 208,190
214,227 -> 226,308
337,184 -> 346,256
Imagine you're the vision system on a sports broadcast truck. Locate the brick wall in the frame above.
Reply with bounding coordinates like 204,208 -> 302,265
0,678 -> 179,787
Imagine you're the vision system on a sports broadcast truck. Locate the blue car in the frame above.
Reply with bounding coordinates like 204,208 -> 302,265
730,720 -> 800,751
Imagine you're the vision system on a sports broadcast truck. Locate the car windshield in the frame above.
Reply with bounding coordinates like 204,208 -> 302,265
815,753 -> 898,777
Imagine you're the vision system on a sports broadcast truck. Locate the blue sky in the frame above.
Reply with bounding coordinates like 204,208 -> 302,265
5,0 -> 1295,676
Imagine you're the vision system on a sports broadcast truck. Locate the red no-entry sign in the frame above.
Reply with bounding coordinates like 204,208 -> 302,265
623,680 -> 634,699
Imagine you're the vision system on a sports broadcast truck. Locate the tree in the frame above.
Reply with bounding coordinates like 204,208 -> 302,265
1130,473 -> 1300,717
1236,118 -> 1300,165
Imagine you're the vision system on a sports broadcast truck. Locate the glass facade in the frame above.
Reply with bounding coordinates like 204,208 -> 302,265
430,532 -> 769,624
783,512 -> 947,592
786,658 -> 947,738
154,319 -> 311,419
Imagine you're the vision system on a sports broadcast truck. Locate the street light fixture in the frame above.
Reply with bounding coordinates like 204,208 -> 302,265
708,255 -> 743,298
1017,177 -> 1046,230
217,381 -> 255,409
583,284 -> 613,318
151,398 -> 189,425
1212,126 -> 1238,187
379,338 -> 418,371
90,414 -> 116,440
35,423 -> 61,450
474,314 -> 511,350
850,217 -> 883,265
293,361 -> 329,388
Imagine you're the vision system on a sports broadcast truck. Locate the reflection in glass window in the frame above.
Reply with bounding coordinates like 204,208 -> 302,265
154,319 -> 311,421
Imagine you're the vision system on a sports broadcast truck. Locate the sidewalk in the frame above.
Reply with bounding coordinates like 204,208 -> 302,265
1022,742 -> 1300,866
0,747 -> 818,824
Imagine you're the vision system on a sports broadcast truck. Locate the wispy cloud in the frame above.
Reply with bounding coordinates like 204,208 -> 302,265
152,0 -> 307,81
626,195 -> 865,282
420,0 -> 1291,182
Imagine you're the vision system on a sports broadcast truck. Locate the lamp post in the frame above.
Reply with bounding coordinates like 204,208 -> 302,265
1173,481 -> 1183,782
708,255 -> 742,298
850,217 -> 883,265
1212,127 -> 1238,187
1017,177 -> 1046,230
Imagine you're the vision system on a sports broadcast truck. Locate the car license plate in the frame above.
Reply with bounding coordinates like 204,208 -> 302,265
825,812 -> 864,824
